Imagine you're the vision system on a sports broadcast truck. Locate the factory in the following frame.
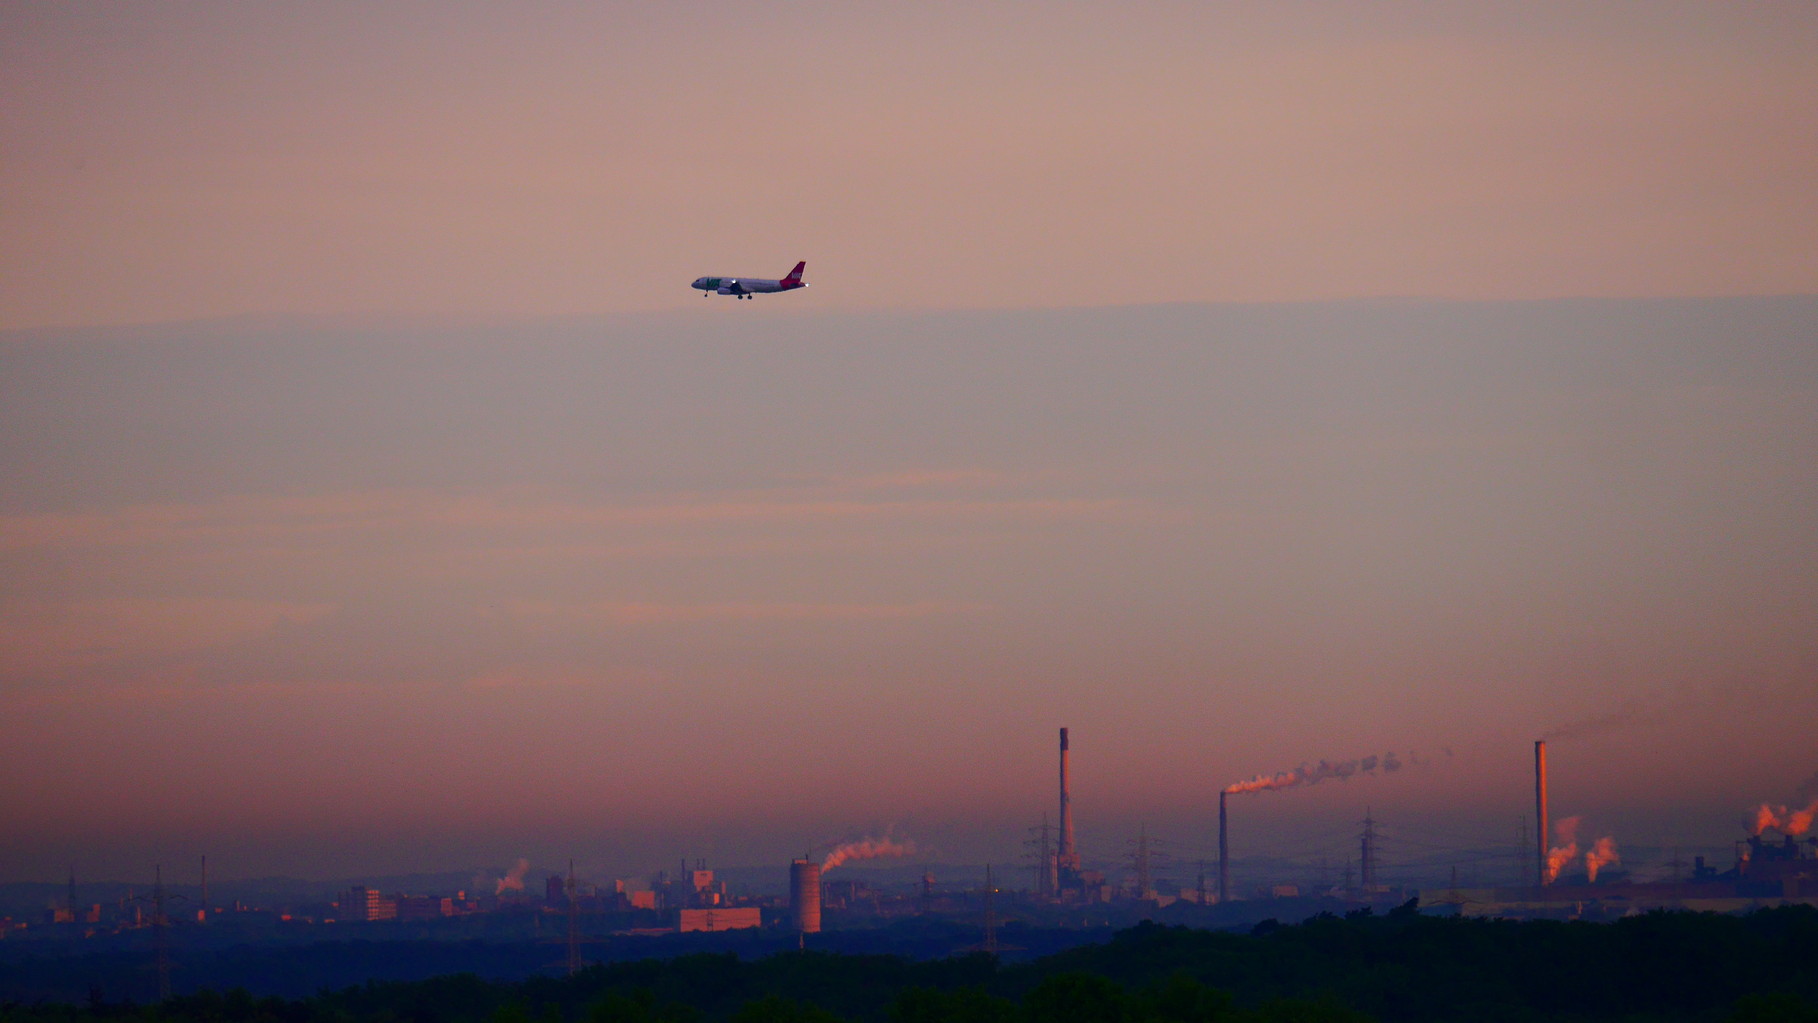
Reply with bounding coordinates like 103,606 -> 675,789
1427,741 -> 1818,919
22,728 -> 1810,946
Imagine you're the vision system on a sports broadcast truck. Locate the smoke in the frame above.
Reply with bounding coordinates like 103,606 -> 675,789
1543,816 -> 1581,884
493,858 -> 531,896
1748,800 -> 1818,837
1584,837 -> 1621,882
1796,770 -> 1818,806
1222,751 -> 1409,796
821,836 -> 915,873
1543,817 -> 1619,883
1540,710 -> 1636,743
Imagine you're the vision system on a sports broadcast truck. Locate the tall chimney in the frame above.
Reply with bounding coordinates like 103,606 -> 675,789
1534,739 -> 1549,887
1218,790 -> 1229,904
1057,728 -> 1078,879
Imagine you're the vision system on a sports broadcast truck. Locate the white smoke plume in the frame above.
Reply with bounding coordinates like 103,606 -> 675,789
1544,816 -> 1581,884
1541,710 -> 1637,743
821,836 -> 915,873
1584,836 -> 1621,882
1748,800 -> 1818,837
1543,817 -> 1619,883
1796,769 -> 1818,806
493,858 -> 531,895
1223,751 -> 1410,796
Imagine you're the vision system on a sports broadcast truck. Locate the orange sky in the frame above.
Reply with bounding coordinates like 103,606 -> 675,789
3,2 -> 1816,329
3,4 -> 1816,883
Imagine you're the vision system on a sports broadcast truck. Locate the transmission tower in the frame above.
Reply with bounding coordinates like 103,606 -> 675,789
1515,815 -> 1531,888
565,859 -> 580,977
1359,811 -> 1378,890
128,865 -> 184,1001
1127,825 -> 1152,900
1025,814 -> 1056,899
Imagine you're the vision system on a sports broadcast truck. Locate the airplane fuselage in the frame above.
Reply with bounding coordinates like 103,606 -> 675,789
692,261 -> 808,299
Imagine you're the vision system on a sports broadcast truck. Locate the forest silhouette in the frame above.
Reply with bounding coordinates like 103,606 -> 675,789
5,903 -> 1816,1022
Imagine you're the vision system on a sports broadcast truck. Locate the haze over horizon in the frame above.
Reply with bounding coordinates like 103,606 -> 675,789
6,297 -> 1815,883
3,3 -> 1816,886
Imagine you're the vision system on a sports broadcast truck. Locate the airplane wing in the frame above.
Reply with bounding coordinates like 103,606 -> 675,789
718,280 -> 747,296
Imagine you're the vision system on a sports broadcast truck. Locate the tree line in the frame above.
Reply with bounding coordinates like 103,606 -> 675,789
5,902 -> 1816,1023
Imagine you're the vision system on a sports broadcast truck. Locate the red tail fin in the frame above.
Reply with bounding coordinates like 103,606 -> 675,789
783,261 -> 806,283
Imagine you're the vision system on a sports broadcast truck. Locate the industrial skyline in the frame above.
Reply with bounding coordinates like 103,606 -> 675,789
4,4 -> 1816,886
11,726 -> 1812,923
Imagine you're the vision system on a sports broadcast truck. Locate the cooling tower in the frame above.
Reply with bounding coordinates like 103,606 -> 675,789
789,859 -> 822,934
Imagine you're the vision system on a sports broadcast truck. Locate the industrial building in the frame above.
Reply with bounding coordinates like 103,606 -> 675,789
1426,742 -> 1818,920
339,886 -> 397,922
678,907 -> 762,932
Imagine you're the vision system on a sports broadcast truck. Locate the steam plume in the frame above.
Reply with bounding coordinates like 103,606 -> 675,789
1584,836 -> 1621,882
1748,800 -> 1818,837
821,836 -> 915,873
1222,751 -> 1409,796
1543,816 -> 1581,884
1750,804 -> 1779,836
494,857 -> 530,895
1796,769 -> 1818,806
1541,710 -> 1635,743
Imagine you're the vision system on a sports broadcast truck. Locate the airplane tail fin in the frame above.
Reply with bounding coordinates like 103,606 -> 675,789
783,261 -> 806,284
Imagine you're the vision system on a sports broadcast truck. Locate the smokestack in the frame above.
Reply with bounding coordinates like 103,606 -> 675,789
1534,740 -> 1549,887
789,859 -> 822,934
1057,728 -> 1078,880
1218,790 -> 1229,904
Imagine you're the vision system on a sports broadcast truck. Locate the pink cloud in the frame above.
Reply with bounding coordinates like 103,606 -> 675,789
1,484 -> 1174,554
510,599 -> 994,627
0,597 -> 336,677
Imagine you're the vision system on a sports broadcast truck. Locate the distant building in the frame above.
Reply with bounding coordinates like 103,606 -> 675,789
1430,833 -> 1818,920
628,890 -> 656,910
394,895 -> 453,920
678,907 -> 761,932
341,886 -> 397,921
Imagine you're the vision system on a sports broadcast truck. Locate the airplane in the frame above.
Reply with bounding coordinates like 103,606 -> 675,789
691,261 -> 808,299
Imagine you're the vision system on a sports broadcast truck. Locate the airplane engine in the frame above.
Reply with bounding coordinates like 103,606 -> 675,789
717,281 -> 740,295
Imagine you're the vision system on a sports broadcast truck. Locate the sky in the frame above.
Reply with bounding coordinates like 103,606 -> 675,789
2,2 -> 1816,885
4,1 -> 1816,328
